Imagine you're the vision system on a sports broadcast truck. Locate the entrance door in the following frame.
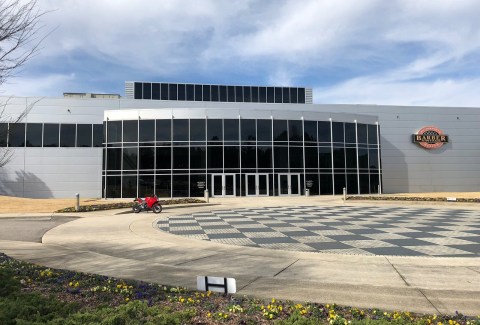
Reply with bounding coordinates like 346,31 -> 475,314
211,174 -> 236,197
246,174 -> 269,196
278,173 -> 301,196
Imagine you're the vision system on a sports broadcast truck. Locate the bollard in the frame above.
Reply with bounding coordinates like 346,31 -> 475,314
305,189 -> 310,197
204,189 -> 209,203
342,187 -> 346,202
75,193 -> 80,212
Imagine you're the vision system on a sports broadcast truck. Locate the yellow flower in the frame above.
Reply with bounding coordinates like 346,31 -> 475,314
272,298 -> 276,303
207,312 -> 211,317
269,314 -> 273,319
125,297 -> 129,302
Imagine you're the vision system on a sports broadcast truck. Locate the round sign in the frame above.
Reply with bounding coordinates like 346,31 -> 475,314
414,126 -> 447,149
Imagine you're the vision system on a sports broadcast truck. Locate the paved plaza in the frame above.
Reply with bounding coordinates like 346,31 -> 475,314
156,205 -> 480,257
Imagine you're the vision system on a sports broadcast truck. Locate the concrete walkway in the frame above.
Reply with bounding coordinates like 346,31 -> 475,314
0,196 -> 479,316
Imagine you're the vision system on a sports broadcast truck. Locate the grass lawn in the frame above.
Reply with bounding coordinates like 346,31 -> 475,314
1,252 -> 479,324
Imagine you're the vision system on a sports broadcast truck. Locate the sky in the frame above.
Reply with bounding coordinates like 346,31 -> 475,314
2,0 -> 480,107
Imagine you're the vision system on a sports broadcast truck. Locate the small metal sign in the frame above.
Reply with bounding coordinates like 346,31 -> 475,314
197,276 -> 236,294
306,180 -> 313,188
197,181 -> 206,189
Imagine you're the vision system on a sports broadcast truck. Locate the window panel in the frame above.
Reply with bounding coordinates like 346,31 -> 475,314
186,84 -> 194,101
194,85 -> 202,101
139,147 -> 154,170
274,146 -> 288,168
173,119 -> 188,141
347,174 -> 358,194
241,146 -> 256,168
346,147 -> 357,169
274,87 -> 282,103
156,175 -> 172,198
357,124 -> 368,144
290,88 -> 298,103
227,86 -> 235,102
138,175 -> 154,197
359,174 -> 370,194
235,86 -> 243,102
289,146 -> 303,168
77,124 -> 92,147
289,120 -> 302,141
152,83 -> 160,100
107,148 -> 121,170
60,124 -> 76,147
333,147 -> 345,169
168,83 -> 177,100
368,124 -> 378,144
241,119 -> 256,142
332,122 -> 344,143
319,147 -> 332,168
306,174 -> 319,195
190,174 -> 206,197
243,86 -> 251,102
143,83 -> 151,99
219,85 -> 227,102
298,88 -> 305,103
134,82 -> 142,99
26,123 -> 42,147
207,146 -> 223,168
334,173 -> 346,194
369,148 -> 379,169
156,147 -> 171,169
345,123 -> 356,143
224,119 -> 239,141
273,120 -> 288,141
0,123 -> 7,146
161,83 -> 168,100
107,121 -> 122,143
202,85 -> 211,101
211,85 -> 219,101
106,176 -> 121,198
43,123 -> 59,147
267,87 -> 274,103
370,174 -> 380,194
172,175 -> 189,197
139,120 -> 155,142
123,120 -> 138,142
173,147 -> 189,169
305,146 -> 318,168
358,148 -> 368,169
318,121 -> 331,143
123,148 -> 137,170
259,87 -> 267,103
122,176 -> 137,198
320,173 -> 333,194
257,119 -> 272,141
257,146 -> 272,168
282,87 -> 290,103
190,119 -> 205,141
93,124 -> 103,147
177,84 -> 186,100
207,119 -> 222,141
190,146 -> 206,169
251,86 -> 259,102
156,120 -> 171,142
224,146 -> 239,168
304,121 -> 317,142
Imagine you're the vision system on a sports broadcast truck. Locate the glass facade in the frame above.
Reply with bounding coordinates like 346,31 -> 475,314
103,118 -> 381,198
133,82 -> 307,104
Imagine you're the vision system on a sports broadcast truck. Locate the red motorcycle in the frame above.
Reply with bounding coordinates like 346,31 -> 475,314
132,195 -> 162,213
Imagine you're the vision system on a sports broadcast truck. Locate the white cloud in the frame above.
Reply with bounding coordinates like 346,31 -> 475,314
1,73 -> 76,97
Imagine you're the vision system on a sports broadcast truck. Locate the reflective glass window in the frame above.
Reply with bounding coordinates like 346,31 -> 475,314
289,120 -> 302,141
368,124 -> 378,144
190,146 -> 206,169
93,124 -> 103,147
177,84 -> 186,101
243,86 -> 251,102
345,123 -> 356,143
224,146 -> 239,168
143,83 -> 151,99
289,147 -> 303,168
259,87 -> 267,103
346,148 -> 357,169
190,119 -> 206,141
156,120 -> 171,142
122,176 -> 137,198
235,86 -> 243,102
123,120 -> 138,142
203,85 -> 211,101
227,86 -> 235,102
190,174 -> 206,197
333,147 -> 345,168
107,121 -> 122,143
186,84 -> 194,101
219,85 -> 227,102
156,147 -> 171,169
139,147 -> 154,170
207,119 -> 222,141
169,83 -> 177,100
224,119 -> 239,141
43,123 -> 59,147
160,83 -> 168,100
60,124 -> 76,147
304,121 -> 317,142
26,123 -> 42,147
107,148 -> 121,170
358,148 -> 368,169
298,88 -> 305,103
172,175 -> 189,197
173,147 -> 189,169
357,124 -> 368,144
241,119 -> 256,142
320,173 -> 333,194
123,148 -> 137,170
77,124 -> 92,147
207,146 -> 223,168
0,123 -> 7,146
369,148 -> 379,169
305,147 -> 318,168
257,119 -> 272,141
318,121 -> 331,142
360,174 -> 370,194
290,88 -> 298,103
194,85 -> 202,101
156,175 -> 171,197
138,175 -> 154,197
134,82 -> 142,99
139,120 -> 154,142
106,176 -> 121,198
173,119 -> 188,141
370,174 -> 380,193
257,146 -> 272,168
273,120 -> 288,141
332,122 -> 344,143
8,123 -> 25,147
274,146 -> 288,168
251,86 -> 259,102
319,147 -> 332,168
274,87 -> 282,103
152,83 -> 160,100
347,174 -> 358,194
282,87 -> 290,103
267,87 -> 274,103
241,146 -> 256,168
211,85 -> 219,101
334,174 -> 346,194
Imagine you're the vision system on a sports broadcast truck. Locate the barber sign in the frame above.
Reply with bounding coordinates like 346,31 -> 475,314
412,126 -> 448,149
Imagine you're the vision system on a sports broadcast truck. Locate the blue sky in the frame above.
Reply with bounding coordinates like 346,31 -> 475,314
3,0 -> 480,107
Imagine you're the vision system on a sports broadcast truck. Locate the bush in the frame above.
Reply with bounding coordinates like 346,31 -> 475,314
0,267 -> 20,297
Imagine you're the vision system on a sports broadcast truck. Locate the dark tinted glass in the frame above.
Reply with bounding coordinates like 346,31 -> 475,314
358,148 -> 368,168
152,83 -> 160,100
156,175 -> 171,197
243,86 -> 251,102
369,148 -> 379,169
177,84 -> 186,100
107,121 -> 122,142
156,147 -> 171,169
273,120 -> 288,141
138,175 -> 154,197
290,88 -> 298,103
289,147 -> 303,168
173,119 -> 188,141
235,86 -> 243,102
357,124 -> 368,144
186,84 -> 194,101
107,148 -> 121,170
60,124 -> 76,147
298,88 -> 305,103
123,120 -> 138,142
77,124 -> 92,147
224,119 -> 239,141
257,119 -> 272,141
274,146 -> 288,168
195,85 -> 202,101
203,85 -> 211,101
26,123 -> 42,147
172,175 -> 189,197
304,121 -> 317,142
360,174 -> 369,194
143,83 -> 151,99
190,174 -> 206,197
190,146 -> 206,169
346,148 -> 357,168
224,146 -> 239,168
134,82 -> 142,99
274,87 -> 282,103
370,174 -> 380,193
190,119 -> 206,141
289,120 -> 302,141
8,123 -> 25,147
345,123 -> 356,143
169,83 -> 177,100
368,124 -> 378,144
139,147 -> 154,169
257,146 -> 272,168
93,124 -> 103,147
106,176 -> 121,198
161,83 -> 168,100
173,147 -> 189,169
156,120 -> 171,141
241,119 -> 256,141
207,146 -> 223,168
122,176 -> 137,198
251,86 -> 259,102
259,87 -> 267,103
267,87 -> 274,103
139,120 -> 155,142
320,173 -> 333,194
332,122 -> 344,143
241,146 -> 256,168
123,148 -> 137,170
219,86 -> 227,102
211,85 -> 219,101
43,123 -> 59,147
0,123 -> 7,146
319,147 -> 332,168
333,147 -> 345,168
334,174 -> 346,194
207,119 -> 222,141
305,147 -> 318,168
318,121 -> 331,142
225,86 -> 233,102
347,174 -> 358,194
282,87 -> 290,103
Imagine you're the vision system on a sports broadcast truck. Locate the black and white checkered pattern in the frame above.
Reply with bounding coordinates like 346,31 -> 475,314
155,206 -> 480,256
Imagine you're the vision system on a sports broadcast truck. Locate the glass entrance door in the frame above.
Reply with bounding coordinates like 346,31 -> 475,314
246,174 -> 269,196
278,173 -> 301,196
211,174 -> 236,197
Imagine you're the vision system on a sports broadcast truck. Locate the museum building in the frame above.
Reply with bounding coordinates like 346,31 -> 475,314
0,81 -> 477,199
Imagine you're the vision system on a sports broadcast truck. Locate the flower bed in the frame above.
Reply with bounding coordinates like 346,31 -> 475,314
346,196 -> 480,203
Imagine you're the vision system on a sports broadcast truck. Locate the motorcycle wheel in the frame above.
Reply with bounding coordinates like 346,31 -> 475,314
152,204 -> 162,214
132,204 -> 141,213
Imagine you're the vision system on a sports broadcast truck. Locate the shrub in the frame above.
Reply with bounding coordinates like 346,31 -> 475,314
0,267 -> 20,297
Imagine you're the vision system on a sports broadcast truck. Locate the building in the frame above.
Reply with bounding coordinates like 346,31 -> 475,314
0,81 -> 478,199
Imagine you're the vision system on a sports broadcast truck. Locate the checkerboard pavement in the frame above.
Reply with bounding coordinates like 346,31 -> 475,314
155,206 -> 480,256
